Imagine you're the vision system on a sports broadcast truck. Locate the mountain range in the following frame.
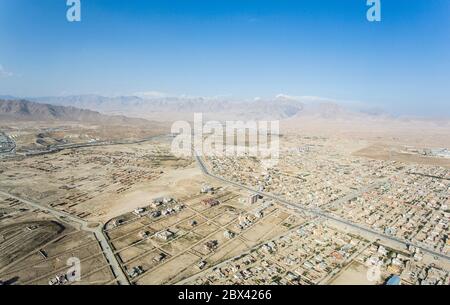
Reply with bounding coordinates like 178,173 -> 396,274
20,94 -> 386,122
0,99 -> 150,125
1,94 -> 448,126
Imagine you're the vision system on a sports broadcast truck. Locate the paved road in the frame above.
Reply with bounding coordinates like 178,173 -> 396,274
17,134 -> 169,157
194,153 -> 450,263
0,190 -> 129,285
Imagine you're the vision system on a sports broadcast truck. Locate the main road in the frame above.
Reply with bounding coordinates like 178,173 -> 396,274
0,190 -> 130,285
19,134 -> 169,157
194,153 -> 450,263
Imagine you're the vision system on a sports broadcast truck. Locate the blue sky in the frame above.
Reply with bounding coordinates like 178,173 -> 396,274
0,0 -> 449,116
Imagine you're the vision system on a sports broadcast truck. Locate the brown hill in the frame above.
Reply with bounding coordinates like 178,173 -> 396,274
0,99 -> 150,125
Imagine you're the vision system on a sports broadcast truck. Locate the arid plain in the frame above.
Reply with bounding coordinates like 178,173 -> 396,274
0,97 -> 449,285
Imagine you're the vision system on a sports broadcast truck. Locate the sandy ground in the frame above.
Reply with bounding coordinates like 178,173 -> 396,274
90,166 -> 206,222
354,143 -> 450,168
282,117 -> 450,147
330,261 -> 375,285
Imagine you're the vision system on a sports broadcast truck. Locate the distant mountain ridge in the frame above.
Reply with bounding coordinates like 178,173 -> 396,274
0,99 -> 150,125
25,94 -> 385,122
5,94 -> 446,123
29,94 -> 304,120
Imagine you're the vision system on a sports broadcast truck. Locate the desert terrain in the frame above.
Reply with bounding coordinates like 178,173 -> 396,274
0,97 -> 449,285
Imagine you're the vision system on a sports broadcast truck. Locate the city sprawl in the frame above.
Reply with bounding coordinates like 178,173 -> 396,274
0,124 -> 449,285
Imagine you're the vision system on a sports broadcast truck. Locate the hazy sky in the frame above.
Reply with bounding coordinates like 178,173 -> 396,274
0,0 -> 449,116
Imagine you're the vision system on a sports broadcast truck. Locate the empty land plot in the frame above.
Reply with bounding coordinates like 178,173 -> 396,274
201,204 -> 237,218
116,242 -> 156,263
40,231 -> 96,258
25,253 -> 110,285
206,238 -> 253,264
0,221 -> 65,269
161,232 -> 203,256
6,231 -> 96,270
110,233 -> 143,251
71,265 -> 115,285
240,210 -> 291,243
148,210 -> 195,231
212,210 -> 240,226
175,215 -> 208,230
107,221 -> 150,239
136,252 -> 200,284
191,222 -> 220,238
0,227 -> 111,285
123,249 -> 172,279
330,261 -> 374,285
